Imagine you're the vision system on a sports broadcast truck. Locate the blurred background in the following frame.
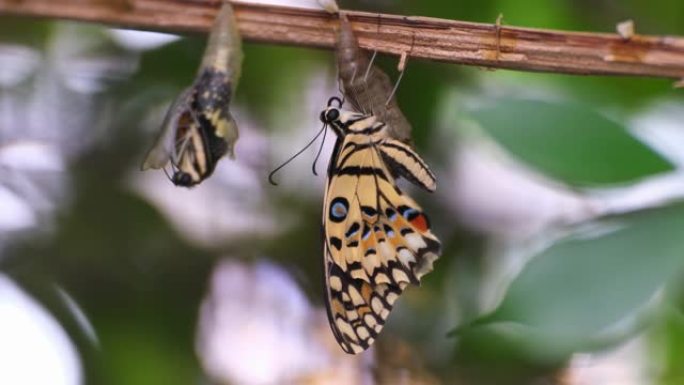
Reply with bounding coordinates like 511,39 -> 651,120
1,0 -> 684,384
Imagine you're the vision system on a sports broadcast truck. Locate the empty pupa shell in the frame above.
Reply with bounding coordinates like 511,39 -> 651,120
141,1 -> 242,187
336,13 -> 412,143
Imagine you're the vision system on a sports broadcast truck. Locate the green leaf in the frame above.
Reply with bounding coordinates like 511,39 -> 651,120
132,37 -> 202,88
0,16 -> 53,46
653,305 -> 684,385
239,43 -> 327,123
470,99 -> 674,185
468,203 -> 684,358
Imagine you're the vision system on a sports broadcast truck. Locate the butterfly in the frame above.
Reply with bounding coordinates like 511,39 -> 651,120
141,1 -> 242,187
320,97 -> 441,354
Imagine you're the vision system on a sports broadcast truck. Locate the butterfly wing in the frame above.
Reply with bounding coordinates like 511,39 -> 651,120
141,87 -> 194,171
323,136 -> 441,354
377,139 -> 436,192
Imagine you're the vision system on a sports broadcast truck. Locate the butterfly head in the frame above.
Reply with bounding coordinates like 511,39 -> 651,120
171,170 -> 195,187
319,107 -> 340,125
320,97 -> 370,136
320,96 -> 343,124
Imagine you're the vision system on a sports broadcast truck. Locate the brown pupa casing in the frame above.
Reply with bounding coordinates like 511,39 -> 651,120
336,13 -> 412,143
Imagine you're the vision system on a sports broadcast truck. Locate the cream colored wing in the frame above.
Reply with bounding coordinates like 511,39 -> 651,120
323,137 -> 441,354
141,88 -> 193,170
378,139 -> 436,192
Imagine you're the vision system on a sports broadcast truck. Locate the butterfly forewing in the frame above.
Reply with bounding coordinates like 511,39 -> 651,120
142,88 -> 194,171
323,109 -> 441,354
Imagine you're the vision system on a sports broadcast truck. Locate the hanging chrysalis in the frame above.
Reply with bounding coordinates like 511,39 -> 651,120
142,1 -> 242,187
336,13 -> 412,143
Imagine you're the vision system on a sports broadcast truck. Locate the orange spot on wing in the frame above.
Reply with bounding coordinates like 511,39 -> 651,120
332,299 -> 345,315
361,283 -> 373,302
410,214 -> 429,232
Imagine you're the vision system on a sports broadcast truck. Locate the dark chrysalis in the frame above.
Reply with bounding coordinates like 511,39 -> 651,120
142,1 -> 242,187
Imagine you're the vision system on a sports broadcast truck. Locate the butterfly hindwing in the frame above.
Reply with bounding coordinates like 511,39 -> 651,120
323,128 -> 441,354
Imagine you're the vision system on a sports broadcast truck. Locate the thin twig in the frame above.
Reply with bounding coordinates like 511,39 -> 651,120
1,0 -> 684,79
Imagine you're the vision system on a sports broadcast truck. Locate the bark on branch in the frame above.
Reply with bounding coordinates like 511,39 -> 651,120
2,0 -> 684,80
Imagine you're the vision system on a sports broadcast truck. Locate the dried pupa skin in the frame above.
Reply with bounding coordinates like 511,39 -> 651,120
141,1 -> 242,187
318,0 -> 339,14
616,19 -> 635,40
336,13 -> 412,143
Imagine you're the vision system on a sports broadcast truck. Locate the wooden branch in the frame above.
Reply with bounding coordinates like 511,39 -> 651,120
2,0 -> 684,80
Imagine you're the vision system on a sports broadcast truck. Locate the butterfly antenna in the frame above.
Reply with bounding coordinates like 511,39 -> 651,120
311,123 -> 328,176
268,123 -> 328,186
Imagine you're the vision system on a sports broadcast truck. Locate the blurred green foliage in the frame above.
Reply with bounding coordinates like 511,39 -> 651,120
471,99 -> 674,185
476,204 -> 684,357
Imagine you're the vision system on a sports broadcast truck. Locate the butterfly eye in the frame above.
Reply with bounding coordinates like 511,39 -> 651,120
172,171 -> 194,187
325,108 -> 340,123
